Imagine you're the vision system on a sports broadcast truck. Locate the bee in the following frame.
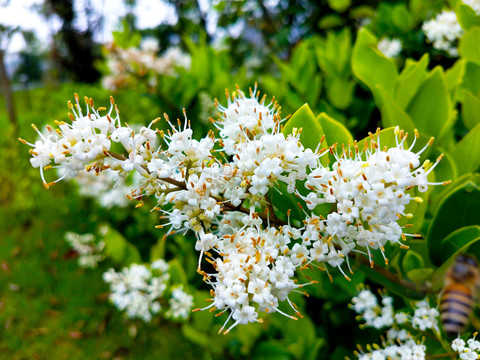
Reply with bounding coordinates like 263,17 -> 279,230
440,254 -> 480,335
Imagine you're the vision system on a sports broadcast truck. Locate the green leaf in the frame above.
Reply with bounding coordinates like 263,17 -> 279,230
377,87 -> 416,136
460,90 -> 480,129
406,67 -> 451,140
392,4 -> 415,32
395,54 -> 429,109
191,290 -> 213,331
316,29 -> 352,77
168,259 -> 188,286
445,59 -> 465,96
253,341 -> 291,360
402,250 -> 424,274
181,324 -> 210,348
316,112 -> 353,148
317,14 -> 343,29
277,105 -> 328,221
451,123 -> 480,175
431,173 -> 480,214
355,260 -> 426,299
459,27 -> 480,63
283,104 -> 327,161
124,243 -> 142,265
430,148 -> 457,187
328,0 -> 351,12
150,236 -> 166,262
438,226 -> 480,264
325,77 -> 355,110
427,179 -> 480,265
104,227 -> 141,265
406,268 -> 434,283
357,127 -> 400,157
455,4 -> 480,31
459,61 -> 480,96
352,28 -> 398,101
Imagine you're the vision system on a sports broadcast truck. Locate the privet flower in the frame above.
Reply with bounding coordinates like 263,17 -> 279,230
452,333 -> 480,360
65,232 -> 105,268
422,10 -> 463,56
102,40 -> 191,91
352,290 -> 443,360
377,38 -> 402,58
103,260 -> 170,322
22,87 -> 447,332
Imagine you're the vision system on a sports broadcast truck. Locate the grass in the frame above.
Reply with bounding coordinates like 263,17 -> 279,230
0,84 -> 202,359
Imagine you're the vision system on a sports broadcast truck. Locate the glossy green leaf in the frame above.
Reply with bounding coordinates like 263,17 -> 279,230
431,173 -> 480,214
316,112 -> 354,148
438,226 -> 480,264
377,87 -> 416,136
168,259 -> 189,286
191,290 -> 213,331
459,61 -> 480,96
406,67 -> 451,140
406,268 -> 434,283
402,250 -> 424,274
328,0 -> 351,12
317,14 -> 343,29
150,236 -> 166,262
357,127 -> 399,158
283,104 -> 327,152
274,104 -> 328,222
451,123 -> 480,175
270,181 -> 306,223
253,341 -> 291,360
356,260 -> 426,300
325,77 -> 355,110
123,243 -> 142,265
455,4 -> 480,31
395,54 -> 429,109
352,28 -> 398,101
104,227 -> 141,265
427,180 -> 480,265
445,59 -> 465,96
398,186 -> 428,233
181,324 -> 210,348
430,148 -> 457,187
392,4 -> 415,32
460,90 -> 480,130
459,27 -> 480,64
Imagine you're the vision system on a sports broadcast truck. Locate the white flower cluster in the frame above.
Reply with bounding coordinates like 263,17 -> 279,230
411,300 -> 440,332
422,10 -> 463,56
73,169 -> 142,208
377,38 -> 402,58
103,260 -> 170,322
102,39 -> 191,91
23,87 -> 444,332
351,289 -> 394,329
356,339 -> 427,360
166,286 -> 194,320
65,231 -> 105,268
297,128 -> 436,274
352,290 -> 442,360
452,333 -> 480,360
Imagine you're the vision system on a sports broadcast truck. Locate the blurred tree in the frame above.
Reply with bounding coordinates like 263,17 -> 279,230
145,0 -> 375,70
0,24 -> 18,129
12,31 -> 44,83
42,0 -> 101,83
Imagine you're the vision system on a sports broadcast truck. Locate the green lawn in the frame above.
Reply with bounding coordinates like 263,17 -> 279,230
0,85 -> 202,359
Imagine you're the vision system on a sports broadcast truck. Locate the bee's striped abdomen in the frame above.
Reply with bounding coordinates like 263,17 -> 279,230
440,284 -> 473,335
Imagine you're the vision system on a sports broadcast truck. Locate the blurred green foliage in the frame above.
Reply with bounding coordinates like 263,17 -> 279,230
4,0 -> 480,358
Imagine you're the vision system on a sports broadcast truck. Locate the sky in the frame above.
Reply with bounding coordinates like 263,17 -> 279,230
0,0 -> 176,54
